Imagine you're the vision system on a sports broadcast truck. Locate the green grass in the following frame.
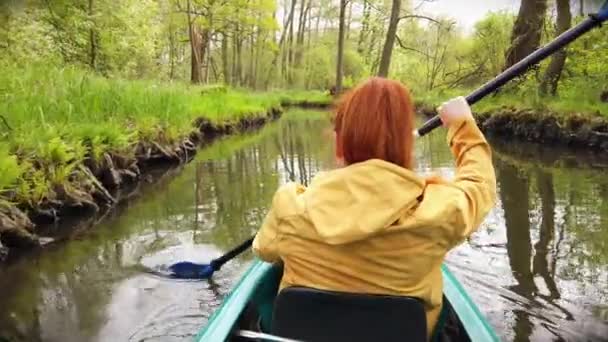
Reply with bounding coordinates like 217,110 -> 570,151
414,84 -> 608,117
0,62 -> 285,205
272,89 -> 333,106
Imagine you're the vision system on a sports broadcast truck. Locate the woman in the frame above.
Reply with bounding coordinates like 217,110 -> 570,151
253,77 -> 496,339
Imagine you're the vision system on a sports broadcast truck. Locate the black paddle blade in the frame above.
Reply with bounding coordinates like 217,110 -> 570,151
168,261 -> 216,279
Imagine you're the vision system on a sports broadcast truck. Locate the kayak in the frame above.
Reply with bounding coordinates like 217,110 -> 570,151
195,258 -> 499,342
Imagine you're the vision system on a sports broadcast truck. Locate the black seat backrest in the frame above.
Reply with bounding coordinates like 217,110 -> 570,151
271,286 -> 427,342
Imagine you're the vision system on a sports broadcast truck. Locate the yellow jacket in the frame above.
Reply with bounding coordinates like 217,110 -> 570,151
253,117 -> 497,339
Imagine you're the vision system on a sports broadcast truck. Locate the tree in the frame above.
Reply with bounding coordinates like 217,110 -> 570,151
265,0 -> 296,88
187,0 -> 203,83
540,0 -> 572,95
504,0 -> 548,69
377,0 -> 401,77
335,0 -> 347,92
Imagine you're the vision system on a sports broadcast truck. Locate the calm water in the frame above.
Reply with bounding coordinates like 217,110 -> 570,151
0,109 -> 607,342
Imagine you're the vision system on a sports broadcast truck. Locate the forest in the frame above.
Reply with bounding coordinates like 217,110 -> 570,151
2,1 -> 607,95
0,0 -> 608,249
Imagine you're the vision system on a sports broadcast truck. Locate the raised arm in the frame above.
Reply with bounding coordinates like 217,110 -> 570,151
433,97 -> 497,245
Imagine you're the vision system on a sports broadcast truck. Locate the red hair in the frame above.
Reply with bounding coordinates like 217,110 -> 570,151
333,77 -> 415,169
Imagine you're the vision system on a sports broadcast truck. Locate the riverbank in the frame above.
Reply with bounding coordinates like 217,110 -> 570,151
415,88 -> 608,152
0,65 -> 328,258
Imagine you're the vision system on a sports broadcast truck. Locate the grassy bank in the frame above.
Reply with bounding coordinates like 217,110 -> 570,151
273,89 -> 333,108
415,85 -> 608,117
0,64 -> 295,251
414,86 -> 608,151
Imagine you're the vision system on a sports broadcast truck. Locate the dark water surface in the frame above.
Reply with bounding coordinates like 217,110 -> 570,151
0,109 -> 607,342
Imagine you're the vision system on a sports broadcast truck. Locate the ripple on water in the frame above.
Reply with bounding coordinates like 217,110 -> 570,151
93,244 -> 248,342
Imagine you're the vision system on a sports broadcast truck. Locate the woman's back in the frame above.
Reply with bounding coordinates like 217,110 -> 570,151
252,77 -> 497,339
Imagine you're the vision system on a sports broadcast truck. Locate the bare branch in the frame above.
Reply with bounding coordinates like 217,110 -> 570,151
395,35 -> 431,58
398,14 -> 441,25
366,1 -> 441,25
414,0 -> 439,11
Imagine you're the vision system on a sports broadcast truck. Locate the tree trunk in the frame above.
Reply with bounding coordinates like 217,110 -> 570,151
307,0 -> 314,49
168,28 -> 176,79
295,0 -> 306,64
221,32 -> 230,85
358,0 -> 370,54
249,29 -> 256,88
88,0 -> 97,71
504,0 -> 548,69
287,0 -> 297,83
265,0 -> 296,87
377,0 -> 401,77
236,25 -> 243,86
203,31 -> 211,83
210,55 -> 219,82
335,0 -> 347,93
345,0 -> 353,40
187,0 -> 203,84
253,33 -> 262,89
540,0 -> 572,95
295,0 -> 311,67
232,27 -> 237,85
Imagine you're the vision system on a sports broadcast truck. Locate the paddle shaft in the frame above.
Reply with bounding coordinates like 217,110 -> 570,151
211,236 -> 255,269
416,4 -> 608,137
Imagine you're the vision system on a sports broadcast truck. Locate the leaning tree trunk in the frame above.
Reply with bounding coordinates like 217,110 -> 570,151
377,0 -> 401,78
187,0 -> 203,84
335,0 -> 347,93
265,0 -> 296,88
540,0 -> 572,95
504,0 -> 548,69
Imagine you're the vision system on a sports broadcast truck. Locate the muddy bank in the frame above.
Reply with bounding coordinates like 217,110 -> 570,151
0,108 -> 282,258
416,103 -> 608,152
281,100 -> 333,109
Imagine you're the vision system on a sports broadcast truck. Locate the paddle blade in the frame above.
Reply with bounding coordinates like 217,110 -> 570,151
600,1 -> 608,21
168,261 -> 215,279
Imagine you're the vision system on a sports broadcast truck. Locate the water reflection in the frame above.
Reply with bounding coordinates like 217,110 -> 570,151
0,111 -> 607,341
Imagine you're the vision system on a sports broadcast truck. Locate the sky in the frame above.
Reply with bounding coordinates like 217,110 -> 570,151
414,0 -> 520,34
276,0 -> 602,37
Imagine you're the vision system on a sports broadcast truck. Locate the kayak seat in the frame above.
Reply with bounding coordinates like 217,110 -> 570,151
271,286 -> 427,342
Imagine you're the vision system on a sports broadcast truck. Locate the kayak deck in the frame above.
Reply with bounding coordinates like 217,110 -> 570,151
195,259 -> 498,341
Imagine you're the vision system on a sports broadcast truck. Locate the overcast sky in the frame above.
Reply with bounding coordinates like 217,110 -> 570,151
415,0 -> 520,33
276,0 -> 602,36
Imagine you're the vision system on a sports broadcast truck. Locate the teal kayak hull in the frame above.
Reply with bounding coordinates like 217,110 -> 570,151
195,258 -> 499,341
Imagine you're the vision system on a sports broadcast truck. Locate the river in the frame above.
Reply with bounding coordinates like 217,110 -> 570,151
0,109 -> 606,342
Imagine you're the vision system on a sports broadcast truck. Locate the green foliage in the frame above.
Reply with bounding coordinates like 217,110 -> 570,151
469,11 -> 515,81
0,63 -> 284,205
417,84 -> 608,117
0,143 -> 21,194
1,0 -> 607,207
273,89 -> 332,106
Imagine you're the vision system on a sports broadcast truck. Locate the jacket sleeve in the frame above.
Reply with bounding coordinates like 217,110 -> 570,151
427,117 -> 497,246
252,204 -> 282,263
253,183 -> 306,263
